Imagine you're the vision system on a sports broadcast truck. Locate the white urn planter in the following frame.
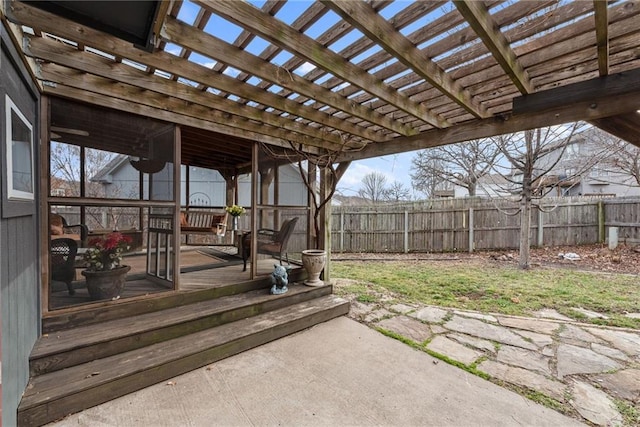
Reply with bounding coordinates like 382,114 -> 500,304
301,249 -> 327,286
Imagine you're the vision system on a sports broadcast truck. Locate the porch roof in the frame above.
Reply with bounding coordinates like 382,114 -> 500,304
4,0 -> 640,162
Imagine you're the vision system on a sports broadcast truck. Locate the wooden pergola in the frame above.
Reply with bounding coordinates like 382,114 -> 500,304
3,0 -> 640,158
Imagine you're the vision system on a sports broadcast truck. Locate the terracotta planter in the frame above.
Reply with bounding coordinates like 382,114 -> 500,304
301,249 -> 326,286
82,265 -> 131,301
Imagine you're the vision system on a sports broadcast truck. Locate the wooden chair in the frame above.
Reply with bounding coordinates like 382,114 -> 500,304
242,217 -> 299,272
50,238 -> 78,295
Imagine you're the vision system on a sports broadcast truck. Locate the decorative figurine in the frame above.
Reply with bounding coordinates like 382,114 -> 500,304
270,264 -> 291,295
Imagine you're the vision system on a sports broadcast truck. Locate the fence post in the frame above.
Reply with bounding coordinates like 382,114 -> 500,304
468,207 -> 474,253
537,206 -> 544,246
340,211 -> 344,253
404,210 -> 409,253
598,201 -> 605,244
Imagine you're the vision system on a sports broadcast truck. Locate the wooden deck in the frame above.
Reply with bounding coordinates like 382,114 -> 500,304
50,246 -> 301,310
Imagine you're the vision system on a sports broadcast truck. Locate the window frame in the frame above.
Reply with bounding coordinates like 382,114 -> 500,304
5,94 -> 35,200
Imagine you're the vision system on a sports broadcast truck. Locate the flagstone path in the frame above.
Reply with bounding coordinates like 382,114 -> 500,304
343,293 -> 640,426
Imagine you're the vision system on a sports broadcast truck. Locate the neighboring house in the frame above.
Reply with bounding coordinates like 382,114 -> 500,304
433,174 -> 514,199
434,127 -> 640,199
92,154 -> 309,207
528,127 -> 640,198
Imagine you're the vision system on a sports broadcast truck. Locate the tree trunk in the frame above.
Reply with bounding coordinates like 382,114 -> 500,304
519,187 -> 532,269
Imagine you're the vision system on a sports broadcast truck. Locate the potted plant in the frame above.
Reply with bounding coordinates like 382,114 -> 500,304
225,204 -> 246,231
81,232 -> 132,300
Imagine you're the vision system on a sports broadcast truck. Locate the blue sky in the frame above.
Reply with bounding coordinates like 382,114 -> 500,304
337,151 -> 419,197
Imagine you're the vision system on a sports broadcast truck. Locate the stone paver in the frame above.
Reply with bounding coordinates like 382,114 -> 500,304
363,308 -> 393,323
497,316 -> 560,335
427,335 -> 483,365
410,306 -> 448,323
512,329 -> 554,348
448,333 -> 496,354
558,324 -> 606,346
595,369 -> 640,402
344,297 -> 639,427
453,310 -> 498,323
591,342 -> 630,362
375,316 -> 432,344
497,345 -> 551,376
389,303 -> 415,314
349,301 -> 375,320
478,360 -> 566,402
556,344 -> 622,379
570,380 -> 623,426
444,316 -> 538,350
533,308 -> 573,321
585,328 -> 640,357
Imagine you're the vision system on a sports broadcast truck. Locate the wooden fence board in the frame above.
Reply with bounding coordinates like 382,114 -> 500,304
331,196 -> 640,253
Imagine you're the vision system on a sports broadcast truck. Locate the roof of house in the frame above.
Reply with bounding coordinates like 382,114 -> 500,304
4,0 -> 640,164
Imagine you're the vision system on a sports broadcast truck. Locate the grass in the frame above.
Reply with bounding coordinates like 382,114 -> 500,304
332,260 -> 640,329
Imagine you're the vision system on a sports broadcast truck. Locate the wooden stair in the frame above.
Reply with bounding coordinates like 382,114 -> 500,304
19,281 -> 349,426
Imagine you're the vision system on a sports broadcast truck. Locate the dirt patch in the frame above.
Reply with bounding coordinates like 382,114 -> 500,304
331,243 -> 640,276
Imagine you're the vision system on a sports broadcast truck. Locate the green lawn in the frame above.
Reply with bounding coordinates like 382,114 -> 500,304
332,260 -> 640,329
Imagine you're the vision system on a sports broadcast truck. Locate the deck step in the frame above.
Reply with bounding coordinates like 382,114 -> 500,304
19,294 -> 349,426
41,268 -> 306,334
30,283 -> 332,375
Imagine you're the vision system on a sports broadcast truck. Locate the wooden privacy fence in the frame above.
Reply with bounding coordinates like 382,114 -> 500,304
331,196 -> 640,253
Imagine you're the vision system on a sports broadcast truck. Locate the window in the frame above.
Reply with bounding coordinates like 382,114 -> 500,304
5,95 -> 34,200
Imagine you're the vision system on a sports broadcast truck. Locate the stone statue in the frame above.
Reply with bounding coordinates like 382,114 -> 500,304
270,264 -> 290,295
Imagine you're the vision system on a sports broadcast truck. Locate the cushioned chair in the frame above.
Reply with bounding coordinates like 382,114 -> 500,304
50,238 -> 78,295
50,213 -> 89,247
242,217 -> 299,271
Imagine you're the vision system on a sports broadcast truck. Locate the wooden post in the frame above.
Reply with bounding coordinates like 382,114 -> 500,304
404,210 -> 409,253
537,206 -> 544,247
340,210 -> 344,253
468,207 -> 474,253
319,166 -> 331,281
173,125 -> 181,289
598,200 -> 605,244
250,143 -> 259,278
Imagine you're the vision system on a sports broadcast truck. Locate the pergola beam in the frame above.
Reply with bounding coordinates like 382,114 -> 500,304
161,16 -> 402,137
453,0 -> 533,95
593,0 -> 609,77
43,84 -> 323,155
8,1 -> 382,144
338,71 -> 640,162
322,0 -> 486,119
27,37 -> 347,151
196,0 -> 443,131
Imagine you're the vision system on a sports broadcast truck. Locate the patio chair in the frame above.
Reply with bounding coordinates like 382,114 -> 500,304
242,217 -> 299,272
50,238 -> 78,295
50,213 -> 89,247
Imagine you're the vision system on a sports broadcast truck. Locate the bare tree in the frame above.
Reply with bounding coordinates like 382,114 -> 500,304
492,124 -> 599,269
384,181 -> 411,202
50,141 -> 117,198
591,132 -> 640,187
410,156 -> 444,198
411,139 -> 501,197
358,171 -> 388,204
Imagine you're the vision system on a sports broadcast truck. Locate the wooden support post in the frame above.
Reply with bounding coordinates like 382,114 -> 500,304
598,201 -> 605,244
537,207 -> 544,247
339,210 -> 344,253
468,207 -> 474,253
404,210 -> 409,253
319,166 -> 332,281
173,125 -> 181,289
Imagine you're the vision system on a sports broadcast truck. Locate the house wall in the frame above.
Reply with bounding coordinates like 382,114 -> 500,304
104,161 -> 308,208
0,22 -> 41,426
